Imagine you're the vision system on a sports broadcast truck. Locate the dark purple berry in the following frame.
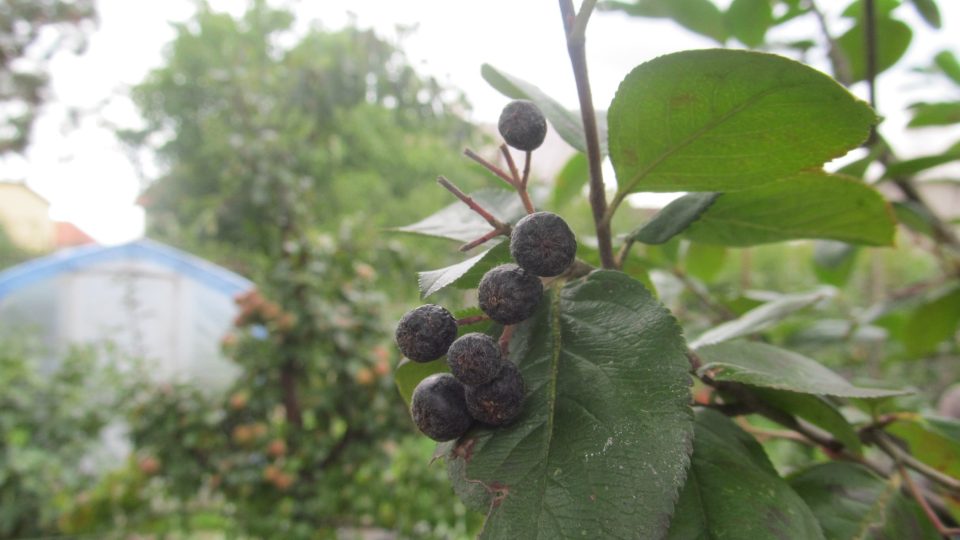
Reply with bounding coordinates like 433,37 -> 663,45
498,100 -> 547,151
395,304 -> 458,362
477,264 -> 542,325
510,211 -> 577,277
447,333 -> 503,386
466,362 -> 525,427
411,373 -> 473,442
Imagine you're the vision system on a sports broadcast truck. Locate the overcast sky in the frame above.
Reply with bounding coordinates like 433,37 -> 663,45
3,0 -> 958,244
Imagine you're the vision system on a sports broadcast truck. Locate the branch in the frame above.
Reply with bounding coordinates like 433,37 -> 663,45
808,0 -> 852,85
464,148 -> 518,188
868,430 -> 960,494
571,0 -> 598,41
499,145 -> 536,214
864,0 -> 878,111
521,150 -> 532,188
559,0 -> 615,269
459,227 -> 509,252
500,144 -> 521,184
457,314 -> 489,326
437,176 -> 509,230
897,463 -> 960,536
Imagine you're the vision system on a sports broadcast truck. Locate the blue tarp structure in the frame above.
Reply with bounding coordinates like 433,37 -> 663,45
0,238 -> 252,389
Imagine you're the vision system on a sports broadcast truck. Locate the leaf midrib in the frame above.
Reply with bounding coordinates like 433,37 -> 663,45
534,283 -> 564,538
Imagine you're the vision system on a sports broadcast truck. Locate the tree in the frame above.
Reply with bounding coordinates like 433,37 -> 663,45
392,0 -> 960,537
0,0 -> 96,154
124,0 -> 483,255
88,2 -> 489,537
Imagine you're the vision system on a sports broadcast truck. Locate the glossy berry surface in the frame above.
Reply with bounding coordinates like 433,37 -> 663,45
510,211 -> 577,277
447,332 -> 503,386
498,100 -> 547,151
411,373 -> 473,442
477,264 -> 543,325
395,304 -> 458,362
465,361 -> 525,427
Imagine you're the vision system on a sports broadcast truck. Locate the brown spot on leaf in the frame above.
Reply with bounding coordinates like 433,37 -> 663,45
489,481 -> 510,508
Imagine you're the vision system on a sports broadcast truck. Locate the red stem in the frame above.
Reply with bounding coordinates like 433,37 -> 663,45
437,176 -> 508,229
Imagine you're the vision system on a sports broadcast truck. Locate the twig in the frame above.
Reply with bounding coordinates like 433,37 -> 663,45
437,176 -> 509,230
464,148 -> 518,188
864,0 -> 878,110
522,150 -> 532,188
500,144 -> 521,184
571,0 -> 597,41
869,430 -> 960,494
559,0 -> 615,269
615,236 -> 637,270
460,228 -> 510,252
896,456 -> 960,535
497,145 -> 536,214
499,325 -> 515,358
457,315 -> 489,326
808,0 -> 852,85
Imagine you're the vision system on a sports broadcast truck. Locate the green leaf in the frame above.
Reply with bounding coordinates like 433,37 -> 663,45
790,462 -> 941,540
752,388 -> 863,453
481,64 -> 606,155
908,0 -> 942,28
684,242 -> 727,282
552,153 -> 589,209
690,288 -> 832,348
665,409 -> 824,540
601,0 -> 727,42
886,416 -> 960,481
446,271 -> 694,539
934,51 -> 960,86
393,189 -> 525,242
395,358 -> 449,408
696,340 -> 910,398
628,192 -> 720,245
884,147 -> 960,178
813,240 -> 859,287
907,102 -> 960,127
725,0 -> 774,47
417,242 -> 512,298
683,172 -> 896,247
903,285 -> 960,357
609,49 -> 876,194
837,17 -> 912,82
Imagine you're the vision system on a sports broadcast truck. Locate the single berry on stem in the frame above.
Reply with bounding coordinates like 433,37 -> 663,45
510,211 -> 577,277
411,373 -> 473,442
478,263 -> 543,325
466,361 -> 525,427
447,332 -> 503,386
395,304 -> 458,362
498,100 -> 547,152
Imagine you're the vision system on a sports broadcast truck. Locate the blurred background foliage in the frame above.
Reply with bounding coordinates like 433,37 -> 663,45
1,0 -> 959,538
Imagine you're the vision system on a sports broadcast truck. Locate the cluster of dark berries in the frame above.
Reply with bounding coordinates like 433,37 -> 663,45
478,211 -> 577,327
395,305 -> 525,441
394,100 -> 577,443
